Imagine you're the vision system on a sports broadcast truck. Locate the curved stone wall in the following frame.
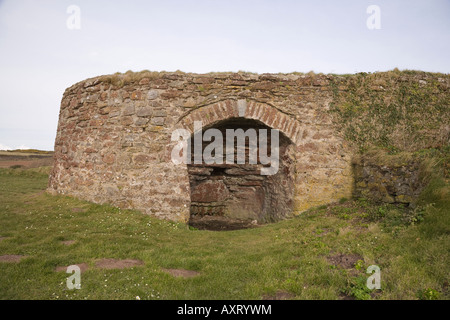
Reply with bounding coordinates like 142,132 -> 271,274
48,72 -> 354,223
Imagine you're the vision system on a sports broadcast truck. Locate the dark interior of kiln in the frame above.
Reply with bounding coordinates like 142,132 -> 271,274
187,118 -> 295,231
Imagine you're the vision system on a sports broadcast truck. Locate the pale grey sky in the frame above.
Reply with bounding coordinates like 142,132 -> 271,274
0,0 -> 449,150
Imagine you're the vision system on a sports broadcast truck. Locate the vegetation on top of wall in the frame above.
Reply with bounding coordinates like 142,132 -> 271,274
95,69 -> 328,89
98,70 -> 176,87
329,69 -> 449,153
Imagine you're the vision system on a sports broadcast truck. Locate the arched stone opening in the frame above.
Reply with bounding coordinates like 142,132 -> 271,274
187,117 -> 296,230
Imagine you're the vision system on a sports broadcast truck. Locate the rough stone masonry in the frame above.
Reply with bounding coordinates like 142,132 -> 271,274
47,71 -> 355,225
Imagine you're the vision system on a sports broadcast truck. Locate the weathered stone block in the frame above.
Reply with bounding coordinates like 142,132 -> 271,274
136,107 -> 152,117
102,153 -> 115,164
123,104 -> 135,116
153,109 -> 167,117
109,110 -> 120,118
161,90 -> 180,99
100,91 -> 108,101
134,117 -> 149,126
191,180 -> 229,203
120,116 -> 133,126
151,117 -> 165,126
131,91 -> 143,100
133,154 -> 151,164
139,78 -> 150,85
147,89 -> 159,100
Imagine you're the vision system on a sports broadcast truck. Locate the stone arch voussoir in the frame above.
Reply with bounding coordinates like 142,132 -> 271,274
177,99 -> 301,145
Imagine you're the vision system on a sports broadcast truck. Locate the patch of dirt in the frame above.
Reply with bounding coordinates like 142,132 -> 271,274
162,268 -> 200,278
95,258 -> 144,270
55,263 -> 89,272
0,237 -> 8,242
189,215 -> 259,231
262,290 -> 295,300
327,253 -> 363,269
61,240 -> 76,246
71,207 -> 87,213
0,255 -> 26,263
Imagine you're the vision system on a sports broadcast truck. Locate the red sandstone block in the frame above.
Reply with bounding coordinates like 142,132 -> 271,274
100,91 -> 108,101
245,101 -> 255,118
99,106 -> 111,115
213,103 -> 226,120
130,91 -> 142,100
265,107 -> 277,126
250,81 -> 275,91
259,105 -> 269,123
121,90 -> 130,99
271,112 -> 281,129
69,97 -> 79,109
191,180 -> 229,203
89,119 -> 103,127
139,78 -> 150,85
302,129 -> 309,139
287,119 -> 298,136
207,106 -> 219,123
120,117 -> 133,126
133,154 -> 151,164
161,89 -> 180,99
222,101 -> 233,118
296,142 -> 319,153
278,114 -> 287,131
254,104 -> 264,120
110,91 -> 120,99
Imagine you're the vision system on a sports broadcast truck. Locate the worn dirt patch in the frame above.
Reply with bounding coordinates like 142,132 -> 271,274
55,263 -> 89,272
95,258 -> 144,270
262,290 -> 295,300
327,253 -> 363,269
162,268 -> 200,278
0,255 -> 26,263
71,207 -> 87,213
0,237 -> 9,242
61,240 -> 76,246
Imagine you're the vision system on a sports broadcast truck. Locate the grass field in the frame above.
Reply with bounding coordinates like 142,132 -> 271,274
0,167 -> 448,300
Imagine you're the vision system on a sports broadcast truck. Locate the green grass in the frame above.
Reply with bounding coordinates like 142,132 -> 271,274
0,168 -> 448,300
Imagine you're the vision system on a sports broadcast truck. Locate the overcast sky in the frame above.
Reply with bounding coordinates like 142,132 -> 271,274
0,0 -> 449,151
